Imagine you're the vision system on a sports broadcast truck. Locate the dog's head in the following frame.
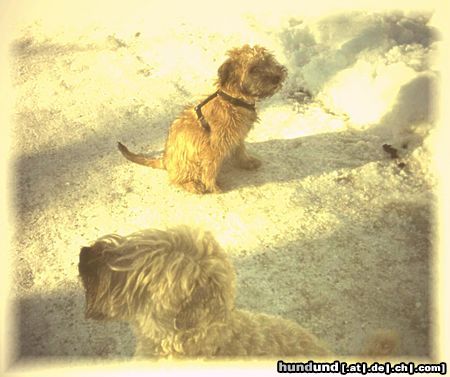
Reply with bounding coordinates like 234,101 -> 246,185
217,44 -> 287,99
78,226 -> 236,335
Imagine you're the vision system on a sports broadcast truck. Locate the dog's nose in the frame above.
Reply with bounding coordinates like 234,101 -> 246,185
80,246 -> 91,262
79,246 -> 97,274
270,74 -> 282,85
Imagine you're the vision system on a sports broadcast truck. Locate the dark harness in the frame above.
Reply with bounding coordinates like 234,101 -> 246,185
194,90 -> 256,132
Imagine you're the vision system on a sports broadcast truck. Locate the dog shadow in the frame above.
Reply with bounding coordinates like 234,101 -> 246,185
13,288 -> 135,360
13,109 -> 168,220
219,129 -> 396,192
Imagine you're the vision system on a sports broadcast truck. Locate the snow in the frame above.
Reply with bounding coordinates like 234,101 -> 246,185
1,0 -> 447,373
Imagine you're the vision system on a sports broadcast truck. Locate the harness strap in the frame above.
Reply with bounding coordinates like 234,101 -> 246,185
194,90 -> 256,132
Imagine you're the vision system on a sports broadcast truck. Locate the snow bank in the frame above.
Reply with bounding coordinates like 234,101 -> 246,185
12,5 -> 438,146
277,11 -> 439,160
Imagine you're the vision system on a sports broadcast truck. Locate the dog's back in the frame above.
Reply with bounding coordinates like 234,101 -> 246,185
216,310 -> 330,357
217,310 -> 398,358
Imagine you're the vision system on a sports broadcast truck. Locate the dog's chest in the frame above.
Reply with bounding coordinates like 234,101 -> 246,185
215,106 -> 256,136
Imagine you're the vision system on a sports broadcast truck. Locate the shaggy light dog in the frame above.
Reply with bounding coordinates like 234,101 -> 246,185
79,226 -> 397,358
118,44 -> 287,194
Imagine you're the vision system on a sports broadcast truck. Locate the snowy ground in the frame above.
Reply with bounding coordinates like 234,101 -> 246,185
1,0 -> 446,372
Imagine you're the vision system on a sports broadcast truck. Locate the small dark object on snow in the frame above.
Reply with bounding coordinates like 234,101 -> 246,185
397,162 -> 406,169
288,88 -> 312,103
382,144 -> 399,159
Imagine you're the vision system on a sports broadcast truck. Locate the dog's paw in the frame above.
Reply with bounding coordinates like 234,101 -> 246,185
208,184 -> 223,194
238,156 -> 262,170
182,181 -> 223,194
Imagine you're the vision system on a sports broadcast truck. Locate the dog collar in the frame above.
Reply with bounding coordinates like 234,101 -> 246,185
194,90 -> 256,132
217,90 -> 256,111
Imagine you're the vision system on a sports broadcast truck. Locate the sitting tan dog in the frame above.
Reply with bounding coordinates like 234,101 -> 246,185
118,44 -> 287,194
79,226 -> 397,358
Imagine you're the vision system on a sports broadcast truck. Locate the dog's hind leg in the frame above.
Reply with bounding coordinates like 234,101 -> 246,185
200,159 -> 223,193
361,330 -> 399,356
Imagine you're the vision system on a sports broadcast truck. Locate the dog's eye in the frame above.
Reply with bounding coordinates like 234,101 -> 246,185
248,66 -> 258,75
269,74 -> 281,84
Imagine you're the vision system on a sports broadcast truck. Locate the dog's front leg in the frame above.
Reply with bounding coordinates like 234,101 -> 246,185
201,157 -> 224,193
234,142 -> 261,170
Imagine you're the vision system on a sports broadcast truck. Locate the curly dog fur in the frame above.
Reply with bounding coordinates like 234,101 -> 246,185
79,226 -> 397,358
118,44 -> 287,194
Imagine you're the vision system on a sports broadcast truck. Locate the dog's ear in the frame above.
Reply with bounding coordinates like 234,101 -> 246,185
80,246 -> 91,260
174,284 -> 209,330
174,281 -> 226,331
217,59 -> 234,86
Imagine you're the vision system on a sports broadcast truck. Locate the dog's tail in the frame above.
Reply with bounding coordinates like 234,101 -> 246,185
117,142 -> 165,169
360,330 -> 399,357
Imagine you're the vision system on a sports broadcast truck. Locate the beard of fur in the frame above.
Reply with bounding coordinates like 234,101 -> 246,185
240,64 -> 287,99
